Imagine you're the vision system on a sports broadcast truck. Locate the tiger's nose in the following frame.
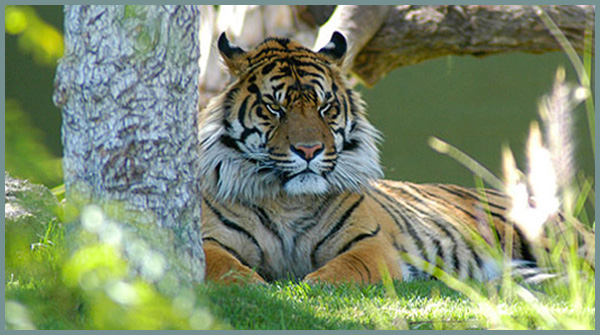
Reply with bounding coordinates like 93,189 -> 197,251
291,143 -> 324,161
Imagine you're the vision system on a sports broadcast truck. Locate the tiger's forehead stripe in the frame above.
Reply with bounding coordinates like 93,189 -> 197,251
241,37 -> 336,77
242,58 -> 335,108
246,56 -> 332,80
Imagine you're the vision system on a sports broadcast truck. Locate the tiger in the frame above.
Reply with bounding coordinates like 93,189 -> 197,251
197,31 -> 593,284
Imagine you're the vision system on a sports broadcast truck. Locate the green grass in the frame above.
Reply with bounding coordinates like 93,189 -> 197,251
5,208 -> 593,330
7,237 -> 593,331
199,280 -> 482,330
199,281 -> 473,330
196,272 -> 594,330
5,216 -> 86,330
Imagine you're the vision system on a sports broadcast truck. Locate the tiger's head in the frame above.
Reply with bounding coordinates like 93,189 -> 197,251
198,32 -> 383,203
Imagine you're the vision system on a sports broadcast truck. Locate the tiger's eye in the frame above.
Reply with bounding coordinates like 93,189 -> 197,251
319,103 -> 332,117
266,103 -> 284,117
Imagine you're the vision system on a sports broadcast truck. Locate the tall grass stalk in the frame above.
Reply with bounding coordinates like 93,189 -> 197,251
428,137 -> 505,191
582,9 -> 595,156
535,5 -> 595,155
426,68 -> 594,329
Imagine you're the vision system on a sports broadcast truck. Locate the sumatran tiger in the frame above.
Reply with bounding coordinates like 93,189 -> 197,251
198,31 -> 593,284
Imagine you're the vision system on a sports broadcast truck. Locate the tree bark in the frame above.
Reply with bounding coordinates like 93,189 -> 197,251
313,5 -> 392,71
53,5 -> 204,282
303,5 -> 595,86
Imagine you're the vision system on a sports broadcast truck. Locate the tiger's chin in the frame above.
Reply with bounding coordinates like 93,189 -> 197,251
283,173 -> 329,196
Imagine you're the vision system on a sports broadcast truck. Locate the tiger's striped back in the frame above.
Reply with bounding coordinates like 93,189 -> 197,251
201,179 -> 539,282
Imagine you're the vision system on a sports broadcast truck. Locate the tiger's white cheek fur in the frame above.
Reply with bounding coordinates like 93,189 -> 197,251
334,131 -> 345,150
230,120 -> 245,138
284,173 -> 329,195
242,132 -> 263,152
309,157 -> 328,175
229,119 -> 265,154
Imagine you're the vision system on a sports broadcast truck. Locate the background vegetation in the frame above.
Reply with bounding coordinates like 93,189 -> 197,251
5,5 -> 595,330
5,5 -> 63,187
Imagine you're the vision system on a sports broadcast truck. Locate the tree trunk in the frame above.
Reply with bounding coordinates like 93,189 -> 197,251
53,5 -> 204,282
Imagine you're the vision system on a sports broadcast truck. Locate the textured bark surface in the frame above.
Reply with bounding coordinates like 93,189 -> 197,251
53,5 -> 204,282
299,5 -> 595,86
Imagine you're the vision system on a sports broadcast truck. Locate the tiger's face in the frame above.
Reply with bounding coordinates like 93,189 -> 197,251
199,32 -> 383,202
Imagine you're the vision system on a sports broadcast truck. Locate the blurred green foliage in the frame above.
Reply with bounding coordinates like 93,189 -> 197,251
58,204 -> 222,329
5,5 -> 64,187
5,5 -> 63,65
5,99 -> 63,187
5,184 -> 225,330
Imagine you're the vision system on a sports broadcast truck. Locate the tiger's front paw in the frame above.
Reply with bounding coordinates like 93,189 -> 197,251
302,242 -> 402,285
303,268 -> 341,284
216,268 -> 267,285
204,241 -> 267,285
302,261 -> 372,284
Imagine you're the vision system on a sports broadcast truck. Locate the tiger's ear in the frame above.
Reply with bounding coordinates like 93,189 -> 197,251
317,31 -> 347,66
218,32 -> 247,76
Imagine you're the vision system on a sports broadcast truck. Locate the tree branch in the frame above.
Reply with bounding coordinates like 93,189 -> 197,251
313,5 -> 392,70
200,5 -> 594,104
338,5 -> 594,86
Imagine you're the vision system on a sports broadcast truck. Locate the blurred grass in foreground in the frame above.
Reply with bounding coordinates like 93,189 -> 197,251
5,192 -> 227,330
422,8 -> 595,328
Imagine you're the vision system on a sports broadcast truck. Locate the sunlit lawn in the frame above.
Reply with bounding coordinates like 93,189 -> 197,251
7,272 -> 593,330
6,226 -> 593,330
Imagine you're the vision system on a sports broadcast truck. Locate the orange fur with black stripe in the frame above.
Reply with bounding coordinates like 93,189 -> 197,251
197,32 -> 586,284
